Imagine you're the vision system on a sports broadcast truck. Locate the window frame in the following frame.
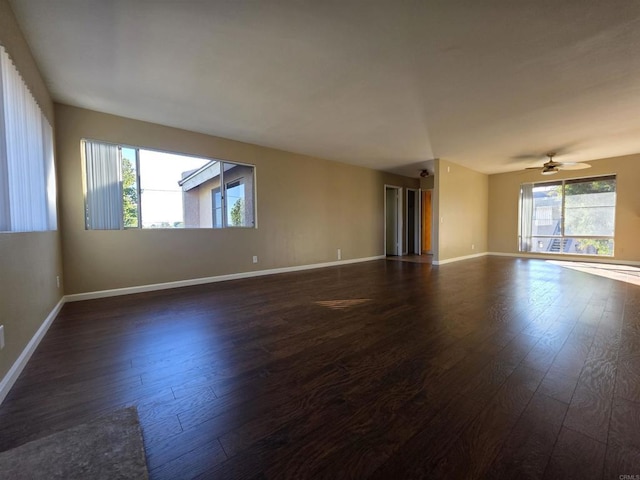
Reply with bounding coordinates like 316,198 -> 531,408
129,147 -> 142,229
81,138 -> 257,230
518,174 -> 616,257
211,186 -> 223,228
224,176 -> 246,228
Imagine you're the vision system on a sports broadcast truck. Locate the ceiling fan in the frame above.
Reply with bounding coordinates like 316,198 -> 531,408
526,153 -> 591,175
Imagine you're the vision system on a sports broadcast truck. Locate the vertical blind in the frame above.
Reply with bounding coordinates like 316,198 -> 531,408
0,45 -> 56,232
84,140 -> 123,229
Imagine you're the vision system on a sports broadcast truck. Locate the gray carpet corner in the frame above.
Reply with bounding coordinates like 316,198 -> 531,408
0,406 -> 149,479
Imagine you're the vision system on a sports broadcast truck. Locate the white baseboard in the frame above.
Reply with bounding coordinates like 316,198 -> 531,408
0,255 -> 385,405
432,252 -> 488,266
65,255 -> 386,302
488,251 -> 640,267
0,298 -> 64,404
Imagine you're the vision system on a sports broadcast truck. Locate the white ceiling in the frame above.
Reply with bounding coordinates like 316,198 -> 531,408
10,0 -> 640,176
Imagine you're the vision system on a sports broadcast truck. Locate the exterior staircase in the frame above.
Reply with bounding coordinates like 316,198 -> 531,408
548,238 -> 573,253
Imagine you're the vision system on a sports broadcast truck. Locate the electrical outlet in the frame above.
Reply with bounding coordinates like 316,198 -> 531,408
252,255 -> 258,264
0,325 -> 4,350
56,275 -> 60,288
472,244 -> 475,250
337,248 -> 341,260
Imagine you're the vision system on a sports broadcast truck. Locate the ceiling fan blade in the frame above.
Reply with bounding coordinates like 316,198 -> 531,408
524,167 -> 542,170
557,162 -> 591,170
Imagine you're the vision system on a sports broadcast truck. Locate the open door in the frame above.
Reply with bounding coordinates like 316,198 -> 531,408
421,190 -> 432,253
385,186 -> 402,256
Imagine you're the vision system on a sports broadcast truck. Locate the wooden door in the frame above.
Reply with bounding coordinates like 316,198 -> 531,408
421,190 -> 432,253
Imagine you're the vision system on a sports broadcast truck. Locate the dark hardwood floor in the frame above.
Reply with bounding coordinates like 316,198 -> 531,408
1,257 -> 639,478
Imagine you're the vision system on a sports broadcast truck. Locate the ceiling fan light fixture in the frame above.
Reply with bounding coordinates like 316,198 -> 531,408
524,152 -> 589,175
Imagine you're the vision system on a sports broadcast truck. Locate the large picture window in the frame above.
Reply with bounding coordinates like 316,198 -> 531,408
82,139 -> 256,230
519,175 -> 616,256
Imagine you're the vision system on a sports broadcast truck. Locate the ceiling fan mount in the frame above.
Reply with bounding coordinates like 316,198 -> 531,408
526,152 -> 591,175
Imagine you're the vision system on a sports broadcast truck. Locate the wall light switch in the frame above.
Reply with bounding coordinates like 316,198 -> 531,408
252,256 -> 258,264
0,325 -> 4,350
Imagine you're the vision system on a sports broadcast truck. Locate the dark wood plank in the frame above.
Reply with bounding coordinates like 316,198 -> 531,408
368,392 -> 488,479
151,437 -> 227,480
538,368 -> 579,404
608,395 -> 640,451
543,427 -> 606,479
425,364 -> 546,479
546,326 -> 595,381
0,257 -> 635,479
486,392 -> 568,479
562,317 -> 621,442
604,444 -> 640,479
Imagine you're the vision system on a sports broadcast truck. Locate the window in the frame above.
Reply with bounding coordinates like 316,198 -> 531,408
83,139 -> 256,229
211,187 -> 222,228
0,46 -> 57,232
519,175 -> 616,256
225,178 -> 246,227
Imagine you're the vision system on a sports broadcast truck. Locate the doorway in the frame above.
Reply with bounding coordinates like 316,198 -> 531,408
406,189 -> 421,255
421,189 -> 432,253
385,185 -> 402,256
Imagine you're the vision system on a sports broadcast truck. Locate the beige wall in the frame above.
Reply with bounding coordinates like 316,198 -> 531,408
420,175 -> 434,190
488,154 -> 640,262
0,0 -> 63,380
0,1 -> 53,124
56,104 -> 418,294
434,159 -> 489,262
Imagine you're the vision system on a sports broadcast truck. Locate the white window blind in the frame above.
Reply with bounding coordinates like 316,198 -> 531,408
0,45 -> 57,232
84,140 -> 123,230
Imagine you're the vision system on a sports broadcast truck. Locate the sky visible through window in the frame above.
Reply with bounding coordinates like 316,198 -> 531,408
121,147 -> 209,227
